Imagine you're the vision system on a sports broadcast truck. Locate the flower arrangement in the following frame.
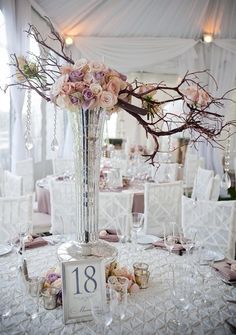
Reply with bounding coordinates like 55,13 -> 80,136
3,17 -> 236,164
50,59 -> 130,112
41,261 -> 140,309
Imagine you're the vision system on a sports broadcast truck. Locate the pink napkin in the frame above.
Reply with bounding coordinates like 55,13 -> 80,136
25,236 -> 48,249
152,239 -> 185,255
99,229 -> 119,243
212,260 -> 236,282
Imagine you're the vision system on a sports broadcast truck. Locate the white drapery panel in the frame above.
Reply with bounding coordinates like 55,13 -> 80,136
0,0 -> 31,172
74,37 -> 197,73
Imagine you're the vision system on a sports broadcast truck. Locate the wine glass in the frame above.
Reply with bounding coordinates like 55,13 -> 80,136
179,229 -> 197,257
107,276 -> 129,322
162,221 -> 178,257
165,263 -> 195,333
89,287 -> 117,334
131,212 -> 144,252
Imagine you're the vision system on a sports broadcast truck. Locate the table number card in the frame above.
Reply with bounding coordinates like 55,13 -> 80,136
61,258 -> 106,324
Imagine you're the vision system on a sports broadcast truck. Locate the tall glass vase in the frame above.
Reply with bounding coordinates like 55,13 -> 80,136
58,108 -> 117,262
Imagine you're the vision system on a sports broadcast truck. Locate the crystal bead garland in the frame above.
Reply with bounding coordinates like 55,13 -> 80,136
24,89 -> 34,151
51,105 -> 59,151
57,107 -> 117,262
221,126 -> 232,189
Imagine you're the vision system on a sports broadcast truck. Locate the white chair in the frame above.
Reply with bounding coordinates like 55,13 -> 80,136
191,167 -> 214,201
183,154 -> 204,191
3,171 -> 23,197
210,174 -> 221,201
15,159 -> 34,194
152,163 -> 179,183
0,194 -> 33,243
144,181 -> 183,236
0,166 -> 4,196
49,179 -> 76,235
182,195 -> 236,259
52,159 -> 74,176
99,192 -> 134,230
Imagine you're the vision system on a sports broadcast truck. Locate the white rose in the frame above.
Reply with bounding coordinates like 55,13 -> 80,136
50,74 -> 69,98
90,83 -> 103,95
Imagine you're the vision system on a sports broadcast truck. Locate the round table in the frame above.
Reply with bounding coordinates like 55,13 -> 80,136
0,242 -> 235,334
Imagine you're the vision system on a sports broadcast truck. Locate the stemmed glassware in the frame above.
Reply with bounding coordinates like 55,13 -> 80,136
179,229 -> 197,257
163,221 -> 177,258
165,263 -> 195,333
131,212 -> 144,252
90,287 -> 118,334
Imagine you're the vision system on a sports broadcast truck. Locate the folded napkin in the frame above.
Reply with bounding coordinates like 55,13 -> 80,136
25,236 -> 48,249
152,239 -> 185,255
99,229 -> 119,243
212,260 -> 236,282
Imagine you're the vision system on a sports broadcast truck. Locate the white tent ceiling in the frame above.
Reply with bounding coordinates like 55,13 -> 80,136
32,0 -> 236,39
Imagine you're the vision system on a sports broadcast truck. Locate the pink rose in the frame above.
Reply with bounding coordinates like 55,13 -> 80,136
138,84 -> 156,97
129,283 -> 140,294
61,82 -> 75,95
107,77 -> 122,96
99,91 -> 117,109
198,89 -> 211,107
60,65 -> 73,74
50,74 -> 69,98
74,82 -> 86,92
83,72 -> 93,84
111,266 -> 130,279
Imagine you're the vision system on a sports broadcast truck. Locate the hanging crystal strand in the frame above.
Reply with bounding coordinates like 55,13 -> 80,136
221,126 -> 232,189
24,89 -> 34,151
165,135 -> 172,182
51,104 -> 59,151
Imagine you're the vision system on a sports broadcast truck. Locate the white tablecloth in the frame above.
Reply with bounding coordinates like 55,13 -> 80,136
0,243 -> 235,335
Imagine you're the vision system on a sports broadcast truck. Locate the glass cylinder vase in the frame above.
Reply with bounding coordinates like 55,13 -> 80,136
57,108 -> 117,262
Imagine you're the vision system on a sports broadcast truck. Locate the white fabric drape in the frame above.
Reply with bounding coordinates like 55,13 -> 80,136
0,0 -> 31,172
75,37 -> 197,73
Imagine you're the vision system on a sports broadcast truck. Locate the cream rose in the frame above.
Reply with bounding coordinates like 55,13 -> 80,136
50,74 -> 69,98
89,61 -> 106,72
90,83 -> 103,95
74,58 -> 88,70
99,91 -> 117,109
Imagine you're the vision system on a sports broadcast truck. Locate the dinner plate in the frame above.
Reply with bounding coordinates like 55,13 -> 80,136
137,235 -> 161,245
0,244 -> 13,256
200,249 -> 224,264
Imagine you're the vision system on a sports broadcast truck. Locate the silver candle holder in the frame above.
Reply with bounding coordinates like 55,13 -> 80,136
133,262 -> 150,289
41,288 -> 59,310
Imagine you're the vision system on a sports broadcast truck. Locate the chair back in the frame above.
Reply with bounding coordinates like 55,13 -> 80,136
0,194 -> 33,241
0,166 -> 4,196
182,195 -> 236,259
183,154 -> 204,189
52,159 -> 74,176
144,181 -> 183,236
99,191 -> 134,230
210,174 -> 221,201
49,179 -> 76,235
15,159 -> 34,194
191,167 -> 214,201
3,170 -> 23,197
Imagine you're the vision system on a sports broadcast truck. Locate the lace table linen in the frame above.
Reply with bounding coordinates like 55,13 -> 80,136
0,244 -> 235,335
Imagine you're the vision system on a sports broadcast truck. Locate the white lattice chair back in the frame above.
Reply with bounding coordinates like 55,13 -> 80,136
183,154 -> 204,189
210,175 -> 221,201
144,181 -> 183,236
152,163 -> 179,183
191,167 -> 214,201
0,167 -> 4,196
52,159 -> 74,176
3,171 -> 23,197
99,191 -> 134,229
0,194 -> 33,242
15,159 -> 34,194
182,195 -> 236,259
49,179 -> 76,235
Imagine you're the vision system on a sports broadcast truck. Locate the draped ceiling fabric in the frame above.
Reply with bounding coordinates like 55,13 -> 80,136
28,0 -> 236,173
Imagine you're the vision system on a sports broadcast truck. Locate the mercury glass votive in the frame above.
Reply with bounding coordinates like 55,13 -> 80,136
41,288 -> 58,310
133,263 -> 150,289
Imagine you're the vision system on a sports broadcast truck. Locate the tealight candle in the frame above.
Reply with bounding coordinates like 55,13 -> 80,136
133,262 -> 149,275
